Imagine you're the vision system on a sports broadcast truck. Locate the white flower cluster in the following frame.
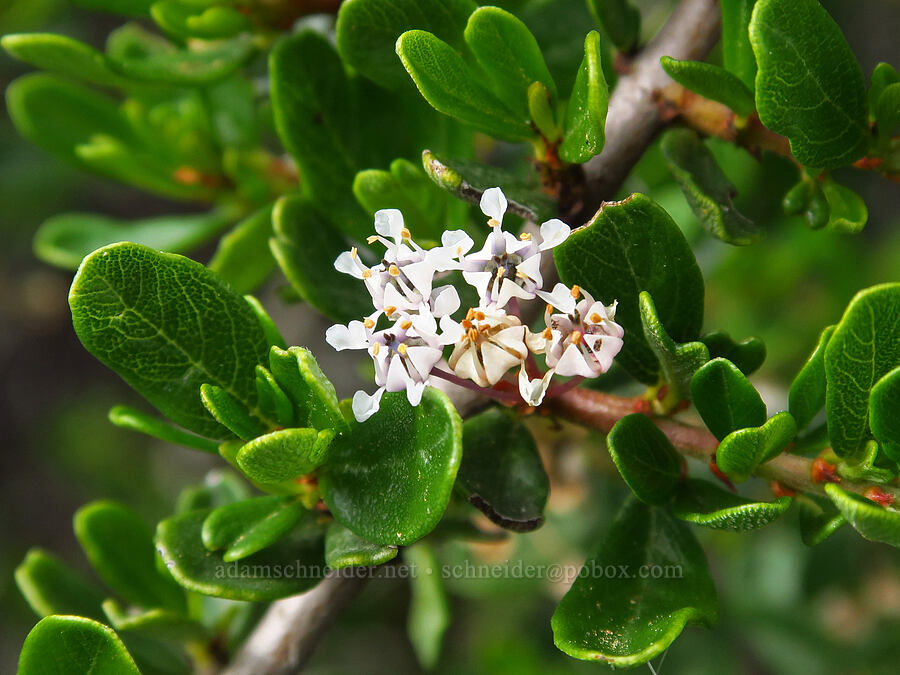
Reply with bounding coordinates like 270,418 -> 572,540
326,187 -> 624,422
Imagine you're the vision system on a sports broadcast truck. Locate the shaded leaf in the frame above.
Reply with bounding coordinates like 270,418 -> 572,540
721,0 -> 757,90
156,509 -> 326,601
74,501 -> 185,612
821,179 -> 867,234
788,325 -> 834,430
325,522 -> 398,569
266,346 -> 346,432
109,405 -> 220,453
691,358 -> 767,441
406,543 -> 449,670
551,499 -> 717,666
202,496 -> 307,562
458,408 -> 549,532
15,549 -> 105,621
255,366 -> 294,429
151,1 -> 250,40
208,205 -> 276,295
69,243 -> 269,439
200,384 -> 268,440
661,56 -> 755,117
660,128 -> 761,245
102,599 -> 210,642
870,366 -> 900,462
2,32 -> 130,87
672,479 -> 792,530
606,413 -> 683,505
700,330 -> 765,376
797,495 -> 846,546
825,283 -> 900,457
750,0 -> 868,168
586,0 -> 640,52
319,389 -> 462,546
554,193 -> 705,384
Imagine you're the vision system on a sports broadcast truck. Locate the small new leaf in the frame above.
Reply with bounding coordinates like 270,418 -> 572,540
559,31 -> 608,163
717,412 -> 797,482
660,57 -> 755,117
201,496 -> 308,562
672,479 -> 792,531
236,428 -> 335,484
325,522 -> 398,569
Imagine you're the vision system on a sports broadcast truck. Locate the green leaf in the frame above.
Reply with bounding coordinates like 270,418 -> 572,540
266,346 -> 346,431
464,6 -> 557,119
325,522 -> 398,569
353,158 -> 448,243
243,295 -> 286,350
606,413 -> 683,505
236,428 -> 335,484
406,543 -> 450,670
700,330 -> 766,376
870,367 -> 900,462
102,599 -> 210,642
660,56 -> 755,117
200,384 -> 268,440
552,499 -> 717,666
70,243 -> 269,439
15,549 -> 105,621
320,389 -> 462,546
716,412 -> 797,482
269,31 -> 367,239
691,358 -> 767,441
19,616 -> 140,675
176,469 -> 251,513
34,210 -> 230,271
875,82 -> 900,138
527,81 -> 562,141
788,325 -> 835,430
457,408 -> 549,532
749,0 -> 868,169
271,196 -> 374,323
671,479 -> 792,531
396,30 -> 533,142
559,31 -> 608,163
109,405 -> 220,453
554,193 -> 705,384
6,75 -> 209,201
156,509 -> 326,601
586,0 -> 640,52
208,206 -> 276,295
1,33 -> 130,87
640,291 -> 709,401
151,1 -> 251,40
825,483 -> 900,548
255,366 -> 294,428
821,179 -> 868,234
721,0 -> 757,90
797,495 -> 846,546
336,0 -> 476,91
825,283 -> 900,457
74,501 -> 185,612
201,496 -> 308,562
108,35 -> 255,86
835,440 -> 895,483
660,128 -> 761,245
74,0 -> 153,15
803,183 -> 831,230
868,62 -> 900,115
421,150 -> 556,221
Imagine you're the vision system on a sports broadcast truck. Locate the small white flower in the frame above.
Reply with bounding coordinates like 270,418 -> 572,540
446,307 -> 529,387
518,365 -> 554,407
461,188 -> 570,309
543,287 -> 624,378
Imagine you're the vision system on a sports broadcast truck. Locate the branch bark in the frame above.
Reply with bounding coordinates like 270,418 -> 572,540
226,2 -> 724,671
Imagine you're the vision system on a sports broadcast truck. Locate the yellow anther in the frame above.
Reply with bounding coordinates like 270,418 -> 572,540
546,304 -> 554,314
542,326 -> 553,339
467,328 -> 479,342
487,218 -> 501,228
400,228 -> 411,240
461,319 -> 472,330
571,285 -> 581,299
590,312 -> 602,323
496,267 -> 506,278
363,318 -> 375,329
519,232 -> 532,241
516,269 -> 528,279
362,269 -> 373,279
400,319 -> 412,330
456,246 -> 463,255
384,305 -> 397,317
371,343 -> 380,356
366,235 -> 378,244
350,246 -> 358,259
571,330 -> 583,345
465,308 -> 475,320
474,311 -> 485,321
388,264 -> 401,277
397,343 -> 408,356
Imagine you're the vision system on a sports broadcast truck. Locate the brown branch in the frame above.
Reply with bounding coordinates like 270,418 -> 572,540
548,387 -> 900,504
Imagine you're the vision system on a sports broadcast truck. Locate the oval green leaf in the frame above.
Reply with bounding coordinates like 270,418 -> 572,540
559,31 -> 608,163
717,412 -> 797,483
19,616 -> 140,675
15,549 -> 105,621
870,366 -> 900,462
660,56 -> 755,117
319,388 -> 462,546
325,521 -> 398,570
607,413 -> 683,505
700,330 -> 766,376
236,428 -> 335,484
690,358 -> 767,441
788,325 -> 835,430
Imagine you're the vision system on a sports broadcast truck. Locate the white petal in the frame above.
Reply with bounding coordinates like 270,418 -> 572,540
590,334 -> 624,373
402,260 -> 435,297
536,282 -> 577,314
518,365 -> 554,406
384,356 -> 411,392
325,321 -> 369,351
406,345 -> 442,380
441,230 -> 474,257
538,218 -> 570,250
439,315 -> 465,345
406,381 -> 426,406
374,209 -> 405,241
463,270 -> 493,304
526,328 -> 549,355
430,285 -> 460,317
554,344 -> 597,378
334,251 -> 364,278
352,388 -> 384,422
481,340 -> 524,385
411,310 -> 438,337
480,187 -> 508,224
516,253 -> 543,285
449,343 -> 487,387
496,277 -> 532,308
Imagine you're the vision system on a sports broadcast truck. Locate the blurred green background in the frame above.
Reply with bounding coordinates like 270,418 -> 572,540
1,1 -> 898,673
